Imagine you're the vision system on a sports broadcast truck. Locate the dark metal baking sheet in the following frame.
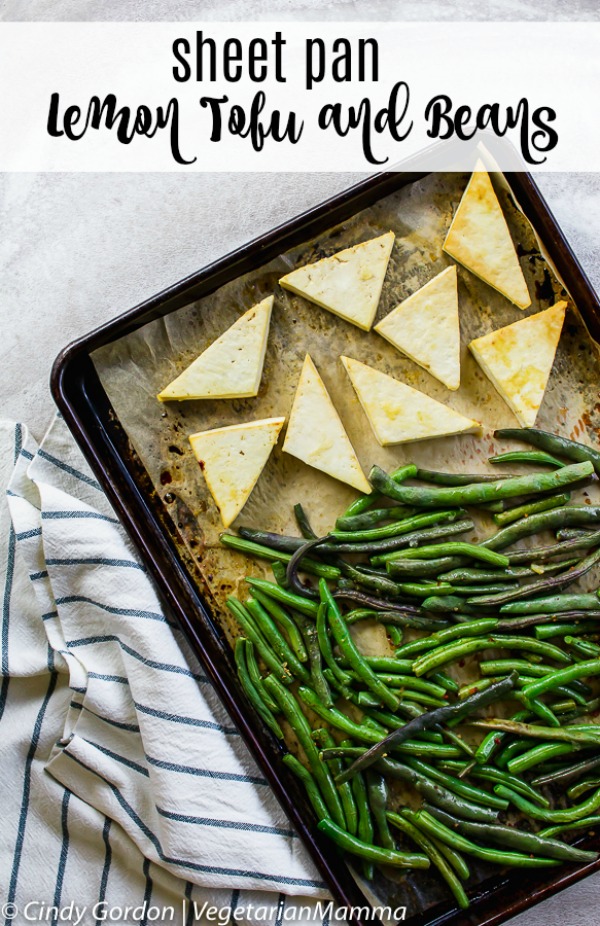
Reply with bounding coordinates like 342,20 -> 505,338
51,167 -> 600,926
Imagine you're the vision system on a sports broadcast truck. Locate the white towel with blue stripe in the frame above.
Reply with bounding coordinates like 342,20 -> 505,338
1,416 -> 333,925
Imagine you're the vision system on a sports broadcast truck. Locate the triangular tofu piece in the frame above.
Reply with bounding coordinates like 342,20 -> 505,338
469,302 -> 567,428
282,355 -> 371,493
443,163 -> 531,310
189,417 -> 285,528
375,266 -> 461,390
341,356 -> 481,446
158,296 -> 273,401
279,232 -> 394,331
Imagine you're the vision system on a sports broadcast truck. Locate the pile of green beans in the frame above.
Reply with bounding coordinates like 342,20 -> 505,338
222,428 -> 600,911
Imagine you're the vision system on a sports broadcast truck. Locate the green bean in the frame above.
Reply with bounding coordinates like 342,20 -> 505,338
507,742 -> 576,775
339,561 -> 406,598
480,661 -> 588,704
351,770 -> 375,880
348,656 -> 414,673
321,746 -> 375,761
437,727 -> 475,758
227,598 -> 293,683
294,503 -> 317,540
495,427 -> 600,476
339,494 -> 377,521
568,778 -> 600,801
319,580 -> 399,711
312,730 -> 357,835
489,450 -> 565,468
246,577 -> 318,617
496,784 -> 600,824
484,508 -> 600,552
467,548 -> 600,608
292,610 -> 332,707
508,535 -> 600,565
221,533 -> 340,579
387,542 -> 509,568
439,563 -> 569,583
385,623 -> 403,647
424,805 -> 598,864
396,582 -> 458,598
249,588 -> 308,662
535,622 -> 597,640
495,616 -> 572,634
501,592 -> 600,614
263,674 -> 345,828
559,526 -> 598,539
238,527 -> 306,553
366,772 -> 394,849
297,687 -> 379,744
357,690 -> 446,710
539,816 -> 600,839
387,812 -> 469,910
317,819 -> 429,869
414,811 -> 559,868
357,713 -> 389,737
350,672 -> 448,699
364,700 -> 473,757
406,757 -> 508,810
334,588 -> 424,615
458,678 -> 494,699
271,519 -> 475,559
338,464 -> 419,523
368,521 -> 476,564
316,601 -> 352,690
522,658 -> 600,701
324,740 -> 462,761
375,758 -> 499,823
336,506 -> 416,532
370,460 -> 593,509
234,638 -> 284,739
430,671 -> 460,694
384,742 -> 462,760
551,699 -> 600,723
413,635 -> 571,677
552,699 -> 579,713
419,595 -> 484,614
470,719 -> 600,747
246,598 -> 310,683
337,674 -> 518,782
377,556 -> 467,578
329,509 -> 463,544
422,830 -> 471,881
398,619 -> 499,659
282,754 -> 329,821
452,583 -> 516,595
244,639 -> 278,711
480,659 -> 564,679
415,468 -> 515,485
516,691 -> 560,728
345,609 -> 446,631
493,492 -> 571,526
565,636 -> 600,658
271,560 -> 289,588
441,761 -> 549,807
475,728 -> 515,767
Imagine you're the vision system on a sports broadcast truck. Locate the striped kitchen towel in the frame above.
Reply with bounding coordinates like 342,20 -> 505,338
1,414 -> 332,923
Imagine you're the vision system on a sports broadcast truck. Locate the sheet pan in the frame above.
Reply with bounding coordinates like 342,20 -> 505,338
52,167 -> 600,926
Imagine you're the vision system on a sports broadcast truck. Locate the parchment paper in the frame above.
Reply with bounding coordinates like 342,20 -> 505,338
92,172 -> 600,611
92,171 -> 600,913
